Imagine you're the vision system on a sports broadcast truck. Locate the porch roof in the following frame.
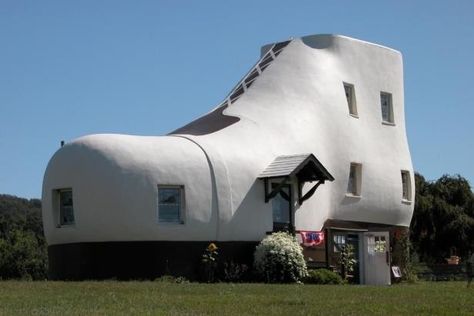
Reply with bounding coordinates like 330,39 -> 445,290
258,153 -> 334,182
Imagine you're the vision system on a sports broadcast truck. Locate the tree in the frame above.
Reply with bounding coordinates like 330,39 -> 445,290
410,174 -> 474,263
0,229 -> 47,280
0,195 -> 47,279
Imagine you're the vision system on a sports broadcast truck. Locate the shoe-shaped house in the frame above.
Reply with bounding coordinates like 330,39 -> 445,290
42,34 -> 414,284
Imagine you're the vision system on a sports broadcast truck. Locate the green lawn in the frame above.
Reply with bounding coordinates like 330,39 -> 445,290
0,281 -> 473,315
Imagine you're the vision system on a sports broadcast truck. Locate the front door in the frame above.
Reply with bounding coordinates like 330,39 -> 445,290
332,232 -> 361,283
363,231 -> 390,285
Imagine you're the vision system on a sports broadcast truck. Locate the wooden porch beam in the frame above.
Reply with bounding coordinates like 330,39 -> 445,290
298,180 -> 324,205
264,177 -> 288,203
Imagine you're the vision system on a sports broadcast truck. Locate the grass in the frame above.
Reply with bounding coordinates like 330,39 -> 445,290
0,281 -> 473,315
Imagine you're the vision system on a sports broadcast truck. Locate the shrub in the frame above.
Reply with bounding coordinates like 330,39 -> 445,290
223,261 -> 249,282
154,275 -> 189,284
254,232 -> 308,283
304,269 -> 344,285
392,230 -> 418,283
338,244 -> 356,281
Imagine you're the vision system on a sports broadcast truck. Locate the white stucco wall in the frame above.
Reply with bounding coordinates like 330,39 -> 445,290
42,134 -> 215,244
42,34 -> 414,245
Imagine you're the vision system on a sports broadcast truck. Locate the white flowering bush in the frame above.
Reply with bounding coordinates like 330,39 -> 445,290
254,232 -> 308,283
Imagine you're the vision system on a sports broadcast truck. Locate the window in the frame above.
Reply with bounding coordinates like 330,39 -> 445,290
401,171 -> 412,201
333,234 -> 346,252
272,183 -> 291,232
380,92 -> 394,123
158,186 -> 184,223
374,236 -> 387,253
347,163 -> 362,196
59,189 -> 74,226
343,82 -> 358,116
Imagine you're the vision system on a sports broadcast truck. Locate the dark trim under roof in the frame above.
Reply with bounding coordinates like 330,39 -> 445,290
169,103 -> 239,136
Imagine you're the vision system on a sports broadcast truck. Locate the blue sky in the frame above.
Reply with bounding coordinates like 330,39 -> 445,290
1,1 -> 473,198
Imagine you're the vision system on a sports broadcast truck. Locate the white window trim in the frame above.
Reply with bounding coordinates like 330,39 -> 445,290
157,185 -> 185,225
401,170 -> 412,203
346,163 -> 362,198
380,91 -> 395,124
56,188 -> 75,228
343,82 -> 358,118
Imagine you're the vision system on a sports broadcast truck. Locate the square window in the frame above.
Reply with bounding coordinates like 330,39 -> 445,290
401,171 -> 411,201
343,82 -> 358,116
158,186 -> 184,223
347,163 -> 362,196
59,189 -> 74,226
380,92 -> 394,123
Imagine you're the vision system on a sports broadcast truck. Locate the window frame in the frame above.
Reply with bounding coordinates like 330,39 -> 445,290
343,82 -> 358,117
57,188 -> 75,227
346,163 -> 362,197
270,182 -> 292,232
157,185 -> 185,224
380,91 -> 395,124
401,170 -> 412,202
333,233 -> 346,253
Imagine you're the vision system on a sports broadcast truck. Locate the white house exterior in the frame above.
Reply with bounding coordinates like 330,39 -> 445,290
42,34 -> 414,283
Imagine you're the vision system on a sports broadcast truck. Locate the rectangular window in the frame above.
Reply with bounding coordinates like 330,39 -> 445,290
59,189 -> 74,226
401,171 -> 411,201
333,234 -> 346,252
272,183 -> 291,232
380,92 -> 394,123
347,163 -> 362,196
158,186 -> 184,223
343,82 -> 358,116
